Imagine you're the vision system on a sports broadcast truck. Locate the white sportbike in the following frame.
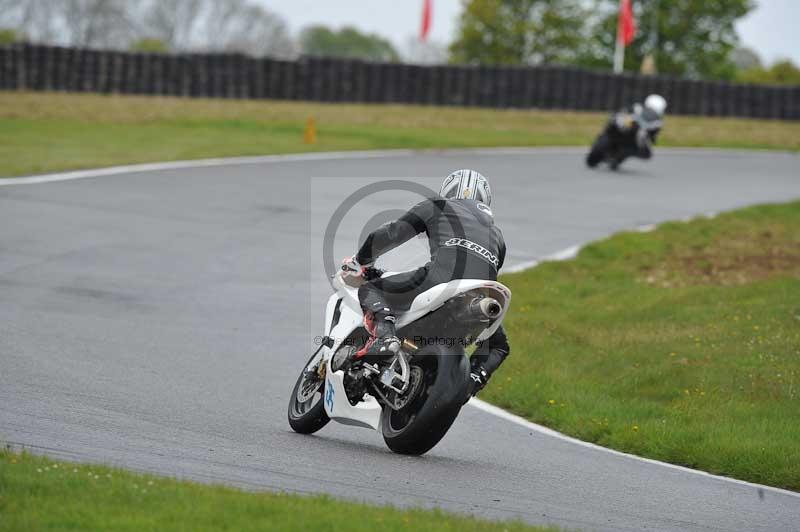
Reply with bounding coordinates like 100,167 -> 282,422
288,266 -> 511,455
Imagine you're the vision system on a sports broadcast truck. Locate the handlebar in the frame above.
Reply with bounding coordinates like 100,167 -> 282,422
337,264 -> 385,287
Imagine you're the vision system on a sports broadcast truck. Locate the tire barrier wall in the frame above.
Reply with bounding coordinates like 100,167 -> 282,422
1,44 -> 797,119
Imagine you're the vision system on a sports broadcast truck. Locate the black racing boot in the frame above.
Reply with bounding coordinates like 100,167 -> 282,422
356,312 -> 400,363
467,361 -> 490,399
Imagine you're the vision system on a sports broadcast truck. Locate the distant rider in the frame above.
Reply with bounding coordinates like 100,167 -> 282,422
586,94 -> 668,169
342,170 -> 510,397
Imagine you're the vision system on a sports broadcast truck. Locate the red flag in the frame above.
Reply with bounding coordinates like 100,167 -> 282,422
618,0 -> 636,46
420,0 -> 433,41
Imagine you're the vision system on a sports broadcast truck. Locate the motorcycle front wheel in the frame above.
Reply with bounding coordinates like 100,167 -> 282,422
287,350 -> 330,434
586,133 -> 610,168
380,343 -> 469,455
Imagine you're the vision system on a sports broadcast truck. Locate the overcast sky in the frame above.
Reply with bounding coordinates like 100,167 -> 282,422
257,0 -> 799,64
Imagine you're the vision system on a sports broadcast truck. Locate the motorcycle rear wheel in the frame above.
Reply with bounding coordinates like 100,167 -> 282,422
287,350 -> 330,434
380,344 -> 469,455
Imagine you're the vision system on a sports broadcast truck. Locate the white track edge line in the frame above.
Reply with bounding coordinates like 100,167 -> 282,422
0,150 -> 417,186
0,147 -> 582,186
476,216 -> 800,500
468,398 -> 800,499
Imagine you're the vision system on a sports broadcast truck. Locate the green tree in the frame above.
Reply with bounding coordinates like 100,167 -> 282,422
737,60 -> 800,86
449,0 -> 586,65
300,26 -> 399,62
130,38 -> 169,53
578,0 -> 754,79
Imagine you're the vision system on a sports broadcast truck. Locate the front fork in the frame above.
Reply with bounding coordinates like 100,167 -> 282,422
305,335 -> 334,382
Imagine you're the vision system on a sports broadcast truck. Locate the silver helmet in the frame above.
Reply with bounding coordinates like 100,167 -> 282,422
439,169 -> 492,206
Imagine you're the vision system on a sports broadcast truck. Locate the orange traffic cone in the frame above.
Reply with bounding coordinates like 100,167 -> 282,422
304,117 -> 317,145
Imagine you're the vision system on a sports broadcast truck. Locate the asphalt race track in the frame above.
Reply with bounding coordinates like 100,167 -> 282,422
1,148 -> 799,531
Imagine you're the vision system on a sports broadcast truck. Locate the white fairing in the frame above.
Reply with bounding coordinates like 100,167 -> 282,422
321,271 -> 512,430
324,364 -> 383,429
322,290 -> 383,429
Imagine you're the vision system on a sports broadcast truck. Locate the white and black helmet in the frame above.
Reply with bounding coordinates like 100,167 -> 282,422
439,169 -> 492,206
644,94 -> 667,117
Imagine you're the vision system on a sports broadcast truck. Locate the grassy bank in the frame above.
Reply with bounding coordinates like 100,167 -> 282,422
493,201 -> 800,490
0,449 -> 557,532
2,91 -> 799,177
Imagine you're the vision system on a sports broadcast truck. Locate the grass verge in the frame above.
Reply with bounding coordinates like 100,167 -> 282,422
0,449 -> 557,532
492,201 -> 800,491
2,91 -> 799,177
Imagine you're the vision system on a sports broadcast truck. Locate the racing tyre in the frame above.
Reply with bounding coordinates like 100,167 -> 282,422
288,350 -> 330,434
586,148 -> 604,168
586,134 -> 609,168
381,344 -> 469,455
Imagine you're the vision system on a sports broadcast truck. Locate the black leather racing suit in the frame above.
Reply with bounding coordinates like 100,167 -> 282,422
355,197 -> 510,377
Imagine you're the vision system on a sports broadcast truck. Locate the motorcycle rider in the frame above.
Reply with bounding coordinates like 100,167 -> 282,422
586,94 -> 667,169
342,170 -> 510,397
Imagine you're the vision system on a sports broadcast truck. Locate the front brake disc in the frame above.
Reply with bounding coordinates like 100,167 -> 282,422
391,366 -> 424,410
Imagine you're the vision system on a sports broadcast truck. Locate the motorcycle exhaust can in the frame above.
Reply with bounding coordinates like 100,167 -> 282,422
474,297 -> 502,319
456,296 -> 502,323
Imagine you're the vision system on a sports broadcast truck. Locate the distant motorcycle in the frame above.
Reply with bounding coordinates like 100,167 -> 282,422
288,265 -> 511,455
587,105 -> 663,170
